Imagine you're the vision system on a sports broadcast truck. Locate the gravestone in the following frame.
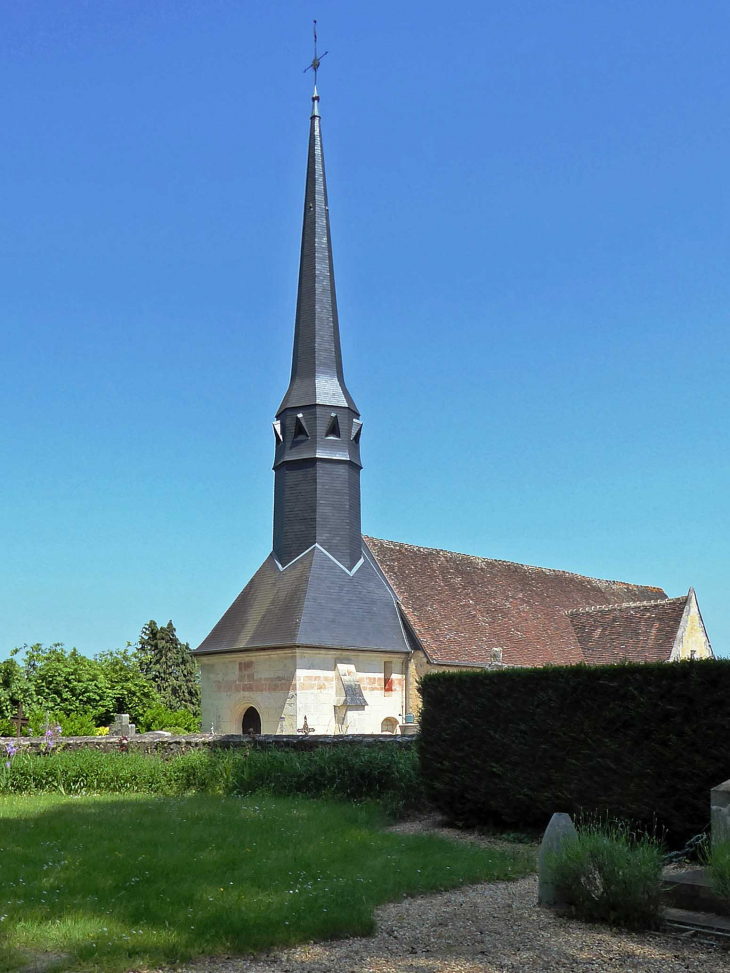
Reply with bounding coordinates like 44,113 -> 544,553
711,778 -> 730,845
109,713 -> 136,737
538,812 -> 578,907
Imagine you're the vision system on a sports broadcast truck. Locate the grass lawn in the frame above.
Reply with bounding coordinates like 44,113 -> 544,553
0,794 -> 534,972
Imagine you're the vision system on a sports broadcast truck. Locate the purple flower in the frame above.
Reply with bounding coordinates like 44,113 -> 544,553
4,761 -> 10,770
6,742 -> 17,758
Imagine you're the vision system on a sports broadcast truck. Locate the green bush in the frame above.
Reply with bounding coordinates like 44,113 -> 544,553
419,659 -> 730,845
0,744 -> 423,816
704,840 -> 730,900
0,718 -> 26,736
227,744 -> 424,816
55,712 -> 99,736
0,710 -> 99,738
138,704 -> 200,733
545,819 -> 665,929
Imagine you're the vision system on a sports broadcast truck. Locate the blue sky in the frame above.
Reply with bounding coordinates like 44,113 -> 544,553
1,0 -> 728,659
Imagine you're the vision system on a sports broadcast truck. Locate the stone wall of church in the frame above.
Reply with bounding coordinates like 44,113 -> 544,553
200,648 -> 407,735
295,649 -> 405,735
406,648 -> 430,719
670,592 -> 713,660
199,649 -> 297,735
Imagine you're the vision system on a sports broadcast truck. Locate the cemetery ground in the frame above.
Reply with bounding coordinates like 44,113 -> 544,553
0,793 -> 533,973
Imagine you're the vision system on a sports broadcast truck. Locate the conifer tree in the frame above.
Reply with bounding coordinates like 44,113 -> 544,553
136,620 -> 200,715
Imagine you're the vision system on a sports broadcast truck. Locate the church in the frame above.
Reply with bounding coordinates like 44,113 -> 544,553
195,85 -> 713,736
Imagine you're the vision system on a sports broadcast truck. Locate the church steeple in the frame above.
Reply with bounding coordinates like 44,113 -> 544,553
277,86 -> 357,414
272,86 -> 363,572
195,68 -> 410,670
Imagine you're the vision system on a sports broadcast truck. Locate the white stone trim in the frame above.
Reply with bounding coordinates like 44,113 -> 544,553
273,544 -> 364,576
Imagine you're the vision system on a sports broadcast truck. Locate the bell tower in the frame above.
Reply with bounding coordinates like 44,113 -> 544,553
272,86 -> 363,572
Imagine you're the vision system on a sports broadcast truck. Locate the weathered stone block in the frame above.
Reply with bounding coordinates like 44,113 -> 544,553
538,812 -> 578,908
711,779 -> 730,845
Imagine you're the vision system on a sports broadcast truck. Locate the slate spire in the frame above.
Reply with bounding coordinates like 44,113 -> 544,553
195,78 -> 410,661
278,86 -> 357,413
272,86 -> 363,572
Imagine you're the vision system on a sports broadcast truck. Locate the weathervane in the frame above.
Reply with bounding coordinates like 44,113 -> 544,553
303,19 -> 328,86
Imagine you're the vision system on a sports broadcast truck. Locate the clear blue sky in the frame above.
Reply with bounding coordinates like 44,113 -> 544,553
1,0 -> 728,659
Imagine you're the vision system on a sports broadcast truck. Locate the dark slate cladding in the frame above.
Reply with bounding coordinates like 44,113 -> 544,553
195,549 -> 408,654
277,91 -> 357,414
272,88 -> 363,573
273,459 -> 361,572
195,89 -> 410,659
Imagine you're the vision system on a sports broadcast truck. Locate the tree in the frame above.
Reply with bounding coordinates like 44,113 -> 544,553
136,620 -> 200,715
0,655 -> 35,726
95,646 -> 160,725
27,644 -> 114,722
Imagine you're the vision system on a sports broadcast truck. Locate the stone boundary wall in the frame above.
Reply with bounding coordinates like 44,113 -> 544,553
0,734 -> 417,757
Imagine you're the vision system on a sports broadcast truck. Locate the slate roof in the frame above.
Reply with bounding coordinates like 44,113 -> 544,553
364,536 -> 671,668
195,546 -> 409,655
277,88 -> 357,414
566,597 -> 687,664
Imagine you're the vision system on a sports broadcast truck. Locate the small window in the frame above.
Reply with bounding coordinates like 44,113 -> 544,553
384,662 -> 394,695
293,414 -> 309,441
325,414 -> 341,439
351,419 -> 363,443
272,420 -> 283,444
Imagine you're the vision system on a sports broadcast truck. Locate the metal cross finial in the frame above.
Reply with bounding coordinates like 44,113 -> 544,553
303,19 -> 328,86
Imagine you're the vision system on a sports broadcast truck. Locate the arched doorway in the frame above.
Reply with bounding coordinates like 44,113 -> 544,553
381,717 -> 399,735
242,706 -> 261,735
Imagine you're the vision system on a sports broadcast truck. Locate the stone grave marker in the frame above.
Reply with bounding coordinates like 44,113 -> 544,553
711,778 -> 730,845
538,812 -> 578,908
109,713 -> 136,737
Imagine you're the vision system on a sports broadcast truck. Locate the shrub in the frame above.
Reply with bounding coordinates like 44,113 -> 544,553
227,743 -> 424,817
56,712 -> 99,736
0,718 -> 27,736
0,744 -> 423,815
419,659 -> 730,845
139,704 -> 201,733
704,840 -> 730,900
545,819 -> 665,929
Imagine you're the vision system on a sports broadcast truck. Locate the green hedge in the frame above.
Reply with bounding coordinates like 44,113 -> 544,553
419,659 -> 730,845
0,744 -> 423,817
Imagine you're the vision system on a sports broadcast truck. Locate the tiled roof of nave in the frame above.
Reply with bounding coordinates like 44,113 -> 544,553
364,536 -> 669,668
567,596 -> 687,665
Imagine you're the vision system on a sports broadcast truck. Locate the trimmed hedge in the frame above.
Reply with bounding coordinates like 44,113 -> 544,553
419,659 -> 730,845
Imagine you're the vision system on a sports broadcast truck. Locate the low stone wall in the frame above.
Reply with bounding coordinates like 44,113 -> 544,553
0,733 -> 417,757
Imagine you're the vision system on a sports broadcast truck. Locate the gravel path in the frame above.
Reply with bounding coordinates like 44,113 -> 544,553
168,821 -> 726,973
